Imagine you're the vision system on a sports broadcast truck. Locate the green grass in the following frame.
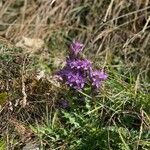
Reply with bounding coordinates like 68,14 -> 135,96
28,67 -> 150,150
0,140 -> 6,150
0,36 -> 150,150
0,0 -> 150,149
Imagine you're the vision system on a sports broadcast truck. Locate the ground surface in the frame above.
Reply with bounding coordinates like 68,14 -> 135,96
0,0 -> 150,150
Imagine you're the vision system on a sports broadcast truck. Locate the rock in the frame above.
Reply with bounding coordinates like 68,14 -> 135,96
22,142 -> 39,150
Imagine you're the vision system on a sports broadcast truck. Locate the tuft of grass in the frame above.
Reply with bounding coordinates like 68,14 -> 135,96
28,67 -> 150,149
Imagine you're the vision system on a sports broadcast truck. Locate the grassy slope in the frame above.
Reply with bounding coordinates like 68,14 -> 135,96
0,0 -> 150,149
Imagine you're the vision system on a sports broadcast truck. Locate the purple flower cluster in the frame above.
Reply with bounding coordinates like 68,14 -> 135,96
57,41 -> 107,90
67,58 -> 92,70
90,70 -> 108,88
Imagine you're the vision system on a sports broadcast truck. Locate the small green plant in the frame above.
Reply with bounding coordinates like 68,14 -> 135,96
30,41 -> 150,150
0,138 -> 6,150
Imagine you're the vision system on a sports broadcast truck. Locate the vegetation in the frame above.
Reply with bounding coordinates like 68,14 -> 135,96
0,0 -> 150,150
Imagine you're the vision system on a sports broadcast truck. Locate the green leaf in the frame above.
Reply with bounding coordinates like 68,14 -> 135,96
0,92 -> 8,105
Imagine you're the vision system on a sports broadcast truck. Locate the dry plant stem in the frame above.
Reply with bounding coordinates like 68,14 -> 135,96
20,0 -> 27,32
103,0 -> 115,22
123,24 -> 150,48
136,108 -> 144,150
0,0 -> 14,19
134,74 -> 140,96
142,16 -> 150,32
22,56 -> 27,107
22,76 -> 27,107
94,13 -> 148,45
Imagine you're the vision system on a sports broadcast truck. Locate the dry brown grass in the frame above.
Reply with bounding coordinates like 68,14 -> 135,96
0,0 -> 150,149
0,0 -> 149,78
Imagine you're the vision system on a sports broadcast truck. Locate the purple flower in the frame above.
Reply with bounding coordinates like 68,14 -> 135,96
57,67 -> 70,78
56,39 -> 108,91
90,70 -> 108,88
70,41 -> 84,55
67,59 -> 92,71
57,66 -> 86,90
66,71 -> 86,90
